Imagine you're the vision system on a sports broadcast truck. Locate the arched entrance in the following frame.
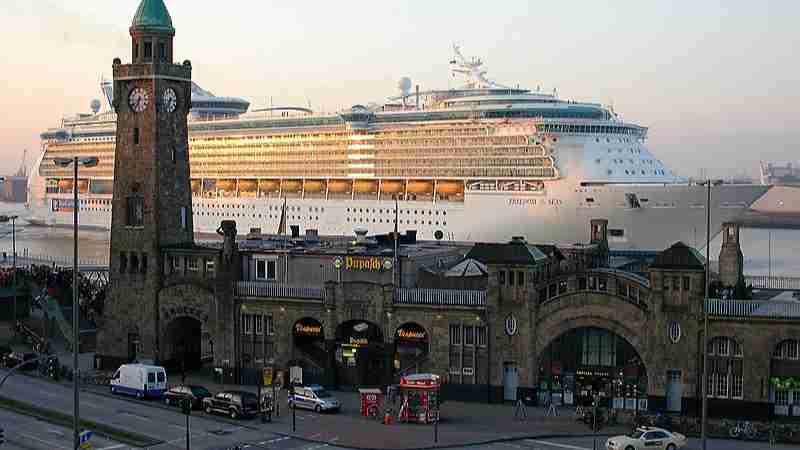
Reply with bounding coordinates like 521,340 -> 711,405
770,338 -> 799,417
290,317 -> 326,385
166,317 -> 203,371
538,327 -> 648,411
335,320 -> 386,387
394,322 -> 429,375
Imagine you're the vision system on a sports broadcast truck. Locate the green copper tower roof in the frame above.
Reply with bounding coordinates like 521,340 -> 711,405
131,0 -> 175,33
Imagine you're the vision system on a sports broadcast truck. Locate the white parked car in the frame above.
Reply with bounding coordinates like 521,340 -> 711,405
606,427 -> 687,450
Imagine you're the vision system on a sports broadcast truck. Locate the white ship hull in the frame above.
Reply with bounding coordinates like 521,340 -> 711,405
27,178 -> 772,250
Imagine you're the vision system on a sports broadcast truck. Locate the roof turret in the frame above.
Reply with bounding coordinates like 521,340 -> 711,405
131,0 -> 174,33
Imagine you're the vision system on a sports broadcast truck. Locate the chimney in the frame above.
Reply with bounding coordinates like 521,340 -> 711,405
719,222 -> 744,288
354,227 -> 368,244
290,225 -> 300,239
416,85 -> 420,109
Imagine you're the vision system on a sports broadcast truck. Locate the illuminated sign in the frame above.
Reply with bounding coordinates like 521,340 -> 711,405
396,326 -> 427,341
341,256 -> 392,272
348,337 -> 368,347
294,323 -> 322,336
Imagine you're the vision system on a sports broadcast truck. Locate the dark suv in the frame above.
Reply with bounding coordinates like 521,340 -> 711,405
202,390 -> 258,419
163,385 -> 212,409
3,352 -> 39,370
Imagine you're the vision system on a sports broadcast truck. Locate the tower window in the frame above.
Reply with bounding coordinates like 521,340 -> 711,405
133,128 -> 140,145
127,184 -> 144,227
158,43 -> 166,61
144,42 -> 152,59
140,253 -> 148,274
171,147 -> 176,163
119,252 -> 128,273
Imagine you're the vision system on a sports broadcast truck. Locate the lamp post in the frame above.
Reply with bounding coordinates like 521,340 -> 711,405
700,179 -> 722,450
0,214 -> 18,329
53,156 -> 98,450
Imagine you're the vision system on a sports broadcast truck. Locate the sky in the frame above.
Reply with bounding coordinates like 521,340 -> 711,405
1,0 -> 798,179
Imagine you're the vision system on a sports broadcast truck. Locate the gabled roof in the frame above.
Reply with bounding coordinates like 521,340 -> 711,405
131,0 -> 175,33
466,242 -> 549,265
651,241 -> 706,270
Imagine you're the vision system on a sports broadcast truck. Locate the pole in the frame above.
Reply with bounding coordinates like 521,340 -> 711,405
185,410 -> 190,450
11,217 -> 16,332
292,387 -> 297,432
768,230 -> 772,279
592,399 -> 597,450
72,156 -> 80,450
701,179 -> 711,450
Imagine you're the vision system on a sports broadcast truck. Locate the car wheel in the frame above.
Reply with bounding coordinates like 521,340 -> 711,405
666,445 -> 676,450
314,405 -> 321,413
136,391 -> 143,400
204,404 -> 213,415
229,408 -> 239,420
110,386 -> 116,394
164,397 -> 171,406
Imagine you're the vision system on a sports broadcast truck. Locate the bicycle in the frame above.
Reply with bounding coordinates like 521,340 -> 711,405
728,420 -> 758,440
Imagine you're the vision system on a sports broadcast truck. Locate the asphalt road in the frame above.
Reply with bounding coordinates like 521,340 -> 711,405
449,436 -> 800,450
0,407 -> 124,450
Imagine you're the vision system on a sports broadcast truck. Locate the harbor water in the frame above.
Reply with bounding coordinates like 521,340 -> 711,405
2,201 -> 799,275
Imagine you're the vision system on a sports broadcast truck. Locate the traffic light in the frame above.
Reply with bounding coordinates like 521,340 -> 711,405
181,398 -> 191,415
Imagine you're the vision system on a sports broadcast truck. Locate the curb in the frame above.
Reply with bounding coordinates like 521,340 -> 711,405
264,431 -> 617,450
0,394 -> 163,448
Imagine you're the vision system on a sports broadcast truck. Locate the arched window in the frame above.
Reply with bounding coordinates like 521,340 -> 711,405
707,337 -> 743,399
771,339 -> 800,415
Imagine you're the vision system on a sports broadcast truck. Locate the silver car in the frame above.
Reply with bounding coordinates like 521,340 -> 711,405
288,385 -> 340,413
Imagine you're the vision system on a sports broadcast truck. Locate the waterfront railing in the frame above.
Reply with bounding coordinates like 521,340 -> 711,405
394,287 -> 486,307
707,298 -> 800,320
235,281 -> 323,300
745,275 -> 800,290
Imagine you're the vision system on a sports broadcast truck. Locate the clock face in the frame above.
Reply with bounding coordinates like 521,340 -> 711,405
162,88 -> 177,113
129,87 -> 149,113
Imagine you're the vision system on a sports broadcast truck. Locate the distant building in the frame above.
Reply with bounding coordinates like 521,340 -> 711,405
0,176 -> 27,203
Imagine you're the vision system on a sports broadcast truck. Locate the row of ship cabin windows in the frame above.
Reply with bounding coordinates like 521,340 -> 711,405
347,218 -> 446,226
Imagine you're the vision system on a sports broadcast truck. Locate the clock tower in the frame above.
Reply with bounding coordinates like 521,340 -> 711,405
102,0 -> 194,362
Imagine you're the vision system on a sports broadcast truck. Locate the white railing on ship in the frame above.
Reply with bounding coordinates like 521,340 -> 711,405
745,275 -> 800,290
236,281 -> 323,300
706,298 -> 800,319
395,288 -> 486,307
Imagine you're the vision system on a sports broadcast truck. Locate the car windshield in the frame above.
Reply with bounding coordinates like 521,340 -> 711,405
191,387 -> 211,396
628,431 -> 645,439
313,389 -> 332,398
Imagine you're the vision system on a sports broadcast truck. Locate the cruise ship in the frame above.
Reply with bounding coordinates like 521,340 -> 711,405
29,47 -> 795,250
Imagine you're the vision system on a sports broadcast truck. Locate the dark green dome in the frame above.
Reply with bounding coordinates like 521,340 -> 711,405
131,0 -> 175,33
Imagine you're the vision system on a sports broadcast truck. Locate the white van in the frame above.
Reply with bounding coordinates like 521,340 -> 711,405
110,364 -> 167,399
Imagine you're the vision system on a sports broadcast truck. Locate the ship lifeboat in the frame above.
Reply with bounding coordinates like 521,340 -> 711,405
259,179 -> 280,193
304,179 -> 326,193
191,179 -> 202,193
406,180 -> 434,195
436,180 -> 464,195
238,179 -> 258,193
58,179 -> 74,191
281,179 -> 303,193
328,179 -> 353,193
217,179 -> 237,192
380,180 -> 405,194
354,179 -> 378,193
77,179 -> 89,193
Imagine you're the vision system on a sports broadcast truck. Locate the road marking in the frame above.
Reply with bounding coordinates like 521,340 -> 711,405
525,440 -> 591,450
309,432 -> 321,438
18,431 -> 71,449
496,443 -> 525,449
97,445 -> 127,450
260,436 -> 290,445
302,444 -> 329,450
120,411 -> 152,422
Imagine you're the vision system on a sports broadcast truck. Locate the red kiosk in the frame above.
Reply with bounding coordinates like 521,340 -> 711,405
397,373 -> 441,423
358,388 -> 384,417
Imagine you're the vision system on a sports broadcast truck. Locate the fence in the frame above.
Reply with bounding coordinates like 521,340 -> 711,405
0,250 -> 108,269
394,288 -> 486,307
235,281 -> 323,300
745,275 -> 800,290
706,298 -> 800,320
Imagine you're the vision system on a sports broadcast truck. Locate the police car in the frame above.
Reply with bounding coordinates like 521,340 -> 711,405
606,427 -> 687,450
288,385 -> 340,412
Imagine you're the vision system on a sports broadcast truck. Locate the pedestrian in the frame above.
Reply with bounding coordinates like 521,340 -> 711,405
768,420 -> 776,447
514,397 -> 528,420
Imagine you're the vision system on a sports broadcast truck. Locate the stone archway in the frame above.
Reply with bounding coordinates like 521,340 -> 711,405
537,326 -> 648,411
165,316 -> 203,370
334,319 -> 386,387
393,322 -> 429,375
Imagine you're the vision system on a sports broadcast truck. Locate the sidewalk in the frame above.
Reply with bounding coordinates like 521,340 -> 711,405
176,371 -> 626,449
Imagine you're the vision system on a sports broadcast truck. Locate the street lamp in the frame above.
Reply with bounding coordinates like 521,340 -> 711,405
0,214 -> 18,331
700,178 -> 722,450
53,156 -> 98,450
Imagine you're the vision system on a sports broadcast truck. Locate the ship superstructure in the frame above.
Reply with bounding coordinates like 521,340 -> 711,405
29,47 -> 780,250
